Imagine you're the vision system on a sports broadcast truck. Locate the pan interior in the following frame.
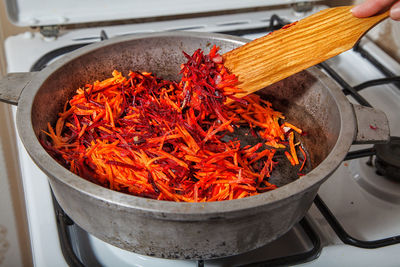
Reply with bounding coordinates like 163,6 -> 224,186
31,34 -> 340,191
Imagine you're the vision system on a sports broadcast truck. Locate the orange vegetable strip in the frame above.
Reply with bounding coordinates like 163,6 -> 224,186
285,151 -> 296,166
184,155 -> 203,163
283,122 -> 302,134
176,125 -> 200,153
203,119 -> 233,142
249,149 -> 273,164
46,123 -> 62,147
78,124 -> 88,139
241,114 -> 269,128
148,149 -> 189,169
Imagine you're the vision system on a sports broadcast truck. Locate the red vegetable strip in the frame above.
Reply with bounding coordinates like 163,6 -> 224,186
289,131 -> 299,165
299,146 -> 307,172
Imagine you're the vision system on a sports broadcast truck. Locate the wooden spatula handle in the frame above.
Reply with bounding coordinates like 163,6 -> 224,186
223,6 -> 389,99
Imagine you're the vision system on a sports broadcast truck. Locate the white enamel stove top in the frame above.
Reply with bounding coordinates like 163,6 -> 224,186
3,4 -> 400,266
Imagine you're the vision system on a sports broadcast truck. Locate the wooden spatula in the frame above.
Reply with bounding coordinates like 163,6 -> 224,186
222,6 -> 389,99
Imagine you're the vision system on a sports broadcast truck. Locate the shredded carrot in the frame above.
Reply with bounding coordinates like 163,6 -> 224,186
285,151 -> 296,166
283,122 -> 302,134
41,45 -> 307,202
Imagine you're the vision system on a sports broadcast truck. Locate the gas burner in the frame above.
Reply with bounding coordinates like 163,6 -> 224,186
374,137 -> 400,181
350,147 -> 400,204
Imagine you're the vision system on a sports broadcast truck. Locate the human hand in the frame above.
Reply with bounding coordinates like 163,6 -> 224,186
352,0 -> 400,21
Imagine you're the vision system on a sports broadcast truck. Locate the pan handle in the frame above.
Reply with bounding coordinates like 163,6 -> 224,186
352,104 -> 390,144
0,72 -> 36,105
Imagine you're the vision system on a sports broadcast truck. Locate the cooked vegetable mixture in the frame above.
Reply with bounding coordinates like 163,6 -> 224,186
42,45 -> 306,202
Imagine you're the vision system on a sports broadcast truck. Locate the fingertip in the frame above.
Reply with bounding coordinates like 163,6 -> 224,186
350,0 -> 395,18
390,2 -> 400,21
351,5 -> 361,16
351,2 -> 373,18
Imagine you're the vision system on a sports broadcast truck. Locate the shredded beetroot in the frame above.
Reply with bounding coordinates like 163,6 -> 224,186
42,45 -> 305,202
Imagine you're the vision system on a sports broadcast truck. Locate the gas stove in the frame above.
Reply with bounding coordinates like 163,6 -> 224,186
2,1 -> 400,266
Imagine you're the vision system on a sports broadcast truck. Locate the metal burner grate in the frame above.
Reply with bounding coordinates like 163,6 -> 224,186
315,42 -> 400,250
52,191 -> 321,267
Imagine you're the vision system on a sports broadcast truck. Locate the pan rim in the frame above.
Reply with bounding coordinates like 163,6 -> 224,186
16,31 -> 355,219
